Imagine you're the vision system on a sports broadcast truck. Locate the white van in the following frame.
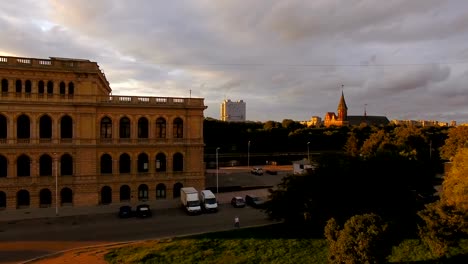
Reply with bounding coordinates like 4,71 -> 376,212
200,190 -> 218,212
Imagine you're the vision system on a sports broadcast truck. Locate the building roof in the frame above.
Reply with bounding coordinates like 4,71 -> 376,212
337,91 -> 348,111
347,115 -> 390,126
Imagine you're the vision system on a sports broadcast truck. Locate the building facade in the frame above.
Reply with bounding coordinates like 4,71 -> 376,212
220,99 -> 246,122
300,116 -> 322,127
0,56 -> 206,210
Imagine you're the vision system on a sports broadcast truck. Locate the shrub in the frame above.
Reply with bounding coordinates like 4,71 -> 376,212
325,213 -> 389,264
417,202 -> 467,257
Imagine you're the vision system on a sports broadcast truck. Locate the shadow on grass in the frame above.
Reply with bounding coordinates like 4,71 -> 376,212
185,222 -> 324,240
392,253 -> 468,264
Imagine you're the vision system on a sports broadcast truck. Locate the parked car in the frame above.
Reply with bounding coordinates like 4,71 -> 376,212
245,195 -> 266,208
251,167 -> 264,175
135,204 -> 152,218
118,205 -> 133,218
266,170 -> 278,175
231,196 -> 246,208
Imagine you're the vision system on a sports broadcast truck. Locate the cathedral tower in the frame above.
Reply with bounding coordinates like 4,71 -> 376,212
337,90 -> 348,121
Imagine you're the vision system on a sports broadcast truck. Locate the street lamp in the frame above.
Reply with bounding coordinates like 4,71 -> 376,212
247,141 -> 251,168
216,147 -> 220,194
307,142 -> 310,161
54,153 -> 59,216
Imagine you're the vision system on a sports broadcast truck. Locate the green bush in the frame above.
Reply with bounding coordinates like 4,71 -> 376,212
325,213 -> 389,264
418,202 -> 467,257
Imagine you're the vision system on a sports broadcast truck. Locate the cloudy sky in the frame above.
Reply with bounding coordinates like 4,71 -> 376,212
1,0 -> 468,123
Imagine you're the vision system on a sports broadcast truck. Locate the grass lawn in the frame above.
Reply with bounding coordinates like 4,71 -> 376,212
104,223 -> 468,264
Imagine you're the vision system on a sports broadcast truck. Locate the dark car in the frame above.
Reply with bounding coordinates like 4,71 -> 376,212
118,205 -> 133,218
245,195 -> 265,208
135,204 -> 152,218
231,196 -> 246,208
266,170 -> 278,175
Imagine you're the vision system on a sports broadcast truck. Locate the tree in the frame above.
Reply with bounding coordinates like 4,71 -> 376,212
417,147 -> 468,257
360,130 -> 393,158
441,147 -> 468,211
325,214 -> 389,264
418,202 -> 466,257
343,132 -> 359,157
439,126 -> 468,160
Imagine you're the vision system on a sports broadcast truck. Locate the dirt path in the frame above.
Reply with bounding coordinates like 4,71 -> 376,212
30,242 -> 135,264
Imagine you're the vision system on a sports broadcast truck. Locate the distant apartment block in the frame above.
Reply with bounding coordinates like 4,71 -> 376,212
300,116 -> 322,127
220,99 -> 246,122
390,119 -> 454,127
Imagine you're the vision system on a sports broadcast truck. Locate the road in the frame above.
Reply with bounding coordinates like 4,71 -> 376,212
0,204 -> 274,264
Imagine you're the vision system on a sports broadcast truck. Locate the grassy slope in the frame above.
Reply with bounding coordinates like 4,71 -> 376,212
105,224 -> 468,264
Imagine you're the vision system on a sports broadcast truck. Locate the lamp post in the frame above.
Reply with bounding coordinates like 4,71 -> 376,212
54,153 -> 59,216
307,142 -> 310,162
216,147 -> 220,194
247,141 -> 250,168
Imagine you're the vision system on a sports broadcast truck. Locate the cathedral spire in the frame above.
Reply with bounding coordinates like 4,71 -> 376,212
337,85 -> 348,111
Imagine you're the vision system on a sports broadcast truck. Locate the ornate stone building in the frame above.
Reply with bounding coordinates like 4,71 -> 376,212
0,56 -> 206,210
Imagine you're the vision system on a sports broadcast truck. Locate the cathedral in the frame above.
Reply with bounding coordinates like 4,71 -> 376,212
324,90 -> 389,127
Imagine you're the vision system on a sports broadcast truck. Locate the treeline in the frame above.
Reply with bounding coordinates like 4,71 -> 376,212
204,118 -> 450,166
264,125 -> 468,262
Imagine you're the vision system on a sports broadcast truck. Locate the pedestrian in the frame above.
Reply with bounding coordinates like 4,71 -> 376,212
234,216 -> 240,228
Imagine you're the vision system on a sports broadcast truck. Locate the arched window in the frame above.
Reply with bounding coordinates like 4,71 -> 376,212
17,154 -> 30,177
47,81 -> 53,95
1,79 -> 8,93
155,153 -> 166,172
39,154 -> 52,176
0,155 -> 7,177
60,115 -> 73,139
138,117 -> 148,138
156,184 -> 166,199
119,117 -> 131,138
60,154 -> 73,176
60,187 -> 73,205
16,80 -> 22,93
119,153 -> 131,174
39,115 -> 52,139
59,81 -> 66,95
17,190 -> 30,208
39,188 -> 52,207
138,153 -> 149,173
68,82 -> 74,95
17,114 -> 30,139
138,184 -> 149,201
173,153 -> 183,172
101,186 -> 112,204
173,118 -> 183,138
0,114 -> 7,139
173,182 -> 183,198
120,185 -> 131,202
100,154 -> 112,174
38,81 -> 45,94
100,117 -> 112,139
0,191 -> 6,209
156,117 -> 166,138
25,80 -> 32,93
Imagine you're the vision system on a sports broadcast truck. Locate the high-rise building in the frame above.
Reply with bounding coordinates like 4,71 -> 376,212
220,99 -> 246,122
0,56 -> 206,211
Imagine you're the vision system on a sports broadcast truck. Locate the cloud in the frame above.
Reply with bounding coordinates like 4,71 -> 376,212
0,0 -> 467,123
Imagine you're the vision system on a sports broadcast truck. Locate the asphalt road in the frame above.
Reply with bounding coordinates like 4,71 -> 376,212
0,204 -> 274,264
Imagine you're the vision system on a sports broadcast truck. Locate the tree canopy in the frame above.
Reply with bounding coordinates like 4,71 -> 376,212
439,126 -> 468,160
